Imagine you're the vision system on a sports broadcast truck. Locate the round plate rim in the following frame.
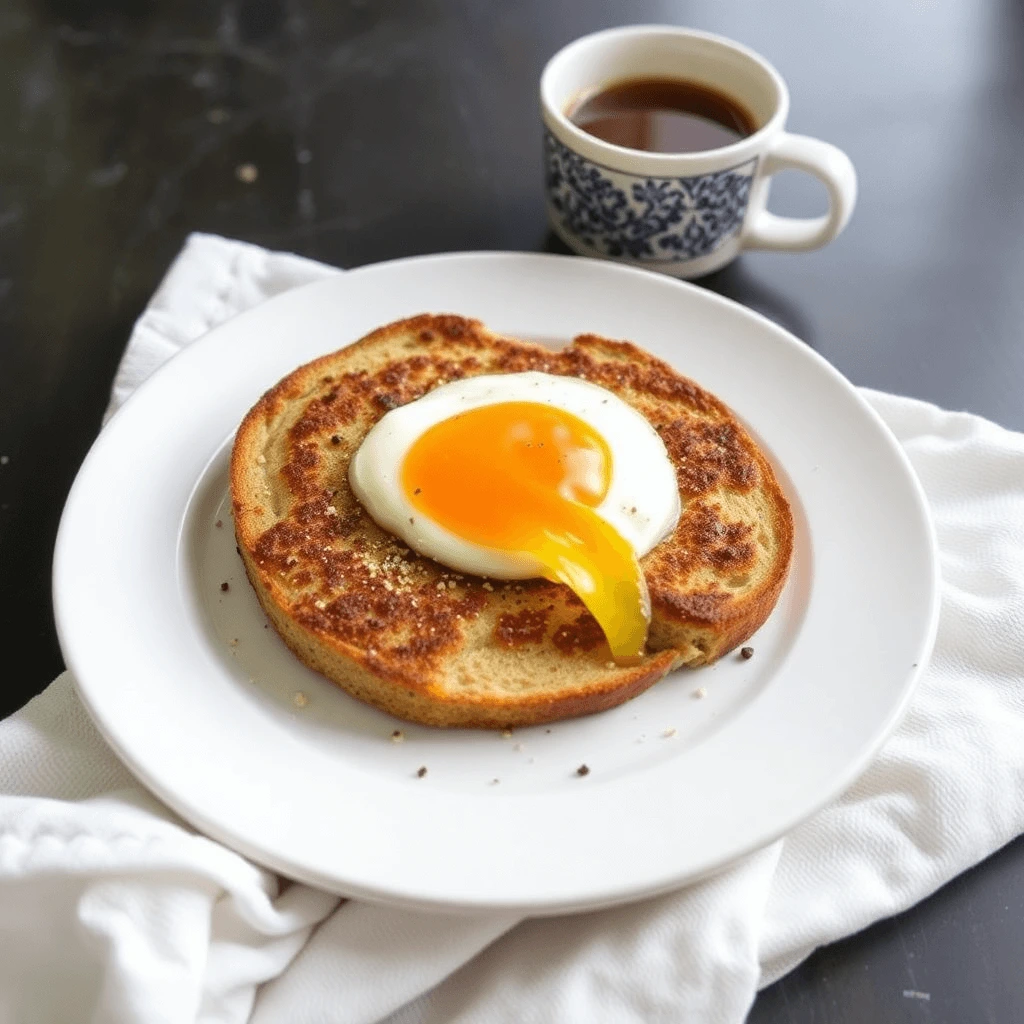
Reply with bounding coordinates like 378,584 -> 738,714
53,250 -> 940,914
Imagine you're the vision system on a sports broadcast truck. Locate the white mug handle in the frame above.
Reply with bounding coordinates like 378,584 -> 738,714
742,132 -> 858,252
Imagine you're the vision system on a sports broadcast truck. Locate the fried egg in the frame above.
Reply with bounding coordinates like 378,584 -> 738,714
348,372 -> 680,661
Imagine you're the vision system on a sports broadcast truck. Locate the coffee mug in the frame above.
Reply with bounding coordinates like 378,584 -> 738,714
540,25 -> 857,278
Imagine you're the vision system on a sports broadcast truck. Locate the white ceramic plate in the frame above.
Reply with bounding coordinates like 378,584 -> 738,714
54,252 -> 939,915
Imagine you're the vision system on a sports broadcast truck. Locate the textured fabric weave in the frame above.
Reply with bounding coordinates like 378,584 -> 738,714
2,234 -> 1022,1024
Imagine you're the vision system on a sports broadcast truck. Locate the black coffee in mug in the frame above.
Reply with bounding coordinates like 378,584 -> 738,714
568,76 -> 757,153
543,26 -> 857,275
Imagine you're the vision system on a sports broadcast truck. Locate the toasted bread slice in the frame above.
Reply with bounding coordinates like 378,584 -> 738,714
231,314 -> 793,728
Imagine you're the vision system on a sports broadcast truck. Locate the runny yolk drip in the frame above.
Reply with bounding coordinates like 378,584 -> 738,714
402,401 -> 650,662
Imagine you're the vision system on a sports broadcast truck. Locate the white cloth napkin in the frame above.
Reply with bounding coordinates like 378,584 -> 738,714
3,233 -> 1024,1024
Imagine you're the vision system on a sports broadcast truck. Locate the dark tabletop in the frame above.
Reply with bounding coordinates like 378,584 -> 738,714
2,0 -> 1023,1020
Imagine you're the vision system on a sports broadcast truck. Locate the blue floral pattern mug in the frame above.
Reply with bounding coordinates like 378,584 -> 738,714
541,27 -> 857,279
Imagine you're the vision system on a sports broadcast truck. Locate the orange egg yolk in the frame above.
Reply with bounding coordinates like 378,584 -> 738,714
402,401 -> 650,662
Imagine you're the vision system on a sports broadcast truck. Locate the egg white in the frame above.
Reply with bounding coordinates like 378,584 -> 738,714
348,372 -> 681,579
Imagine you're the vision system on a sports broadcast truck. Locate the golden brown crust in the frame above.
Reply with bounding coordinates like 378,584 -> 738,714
230,314 -> 793,728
